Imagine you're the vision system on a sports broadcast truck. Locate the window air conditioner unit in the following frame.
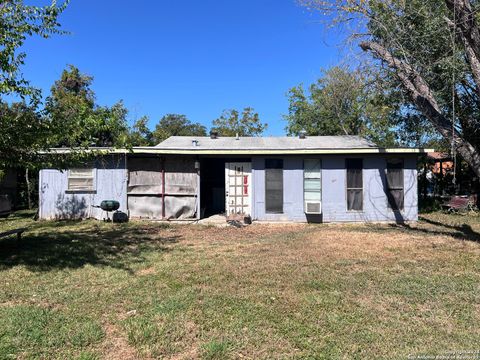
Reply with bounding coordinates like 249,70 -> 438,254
305,201 -> 322,214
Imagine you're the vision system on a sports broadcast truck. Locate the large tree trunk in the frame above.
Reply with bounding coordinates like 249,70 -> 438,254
360,40 -> 480,179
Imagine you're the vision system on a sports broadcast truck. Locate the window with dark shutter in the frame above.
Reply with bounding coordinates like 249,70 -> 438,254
386,158 -> 404,210
346,159 -> 363,211
265,159 -> 283,213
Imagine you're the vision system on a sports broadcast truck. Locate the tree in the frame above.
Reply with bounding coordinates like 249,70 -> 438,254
211,108 -> 267,137
128,116 -> 154,146
0,0 -> 68,100
285,66 -> 396,146
0,101 -> 45,168
152,114 -> 207,143
302,0 -> 480,178
45,65 -> 130,148
0,0 -> 68,170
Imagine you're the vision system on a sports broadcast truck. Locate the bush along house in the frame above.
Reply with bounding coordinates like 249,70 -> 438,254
38,133 -> 432,223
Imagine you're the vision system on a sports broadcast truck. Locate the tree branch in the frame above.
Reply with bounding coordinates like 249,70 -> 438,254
445,0 -> 480,59
445,16 -> 480,97
360,40 -> 480,178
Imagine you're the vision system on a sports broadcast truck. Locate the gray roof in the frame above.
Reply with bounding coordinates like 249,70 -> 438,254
156,135 -> 378,150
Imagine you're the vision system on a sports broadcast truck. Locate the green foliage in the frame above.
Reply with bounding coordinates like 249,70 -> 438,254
365,0 -> 474,148
128,116 -> 154,146
0,101 -> 47,168
304,0 -> 480,154
0,305 -> 103,359
285,66 -> 396,146
211,107 -> 267,137
0,1 -> 69,169
45,65 -> 130,148
153,114 -> 206,144
0,0 -> 68,100
201,340 -> 230,359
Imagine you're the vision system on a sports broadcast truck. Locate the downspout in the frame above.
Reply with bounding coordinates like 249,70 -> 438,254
161,156 -> 166,219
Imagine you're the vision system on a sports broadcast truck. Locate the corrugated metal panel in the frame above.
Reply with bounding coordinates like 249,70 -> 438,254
164,157 -> 197,195
128,196 -> 162,219
126,156 -> 198,219
128,157 -> 162,194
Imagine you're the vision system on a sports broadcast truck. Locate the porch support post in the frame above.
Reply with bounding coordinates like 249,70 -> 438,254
196,158 -> 201,220
161,156 -> 166,219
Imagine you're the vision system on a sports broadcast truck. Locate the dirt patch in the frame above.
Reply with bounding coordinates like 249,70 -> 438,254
101,322 -> 142,360
136,267 -> 156,276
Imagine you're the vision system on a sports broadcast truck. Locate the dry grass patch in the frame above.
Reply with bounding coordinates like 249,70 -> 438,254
1,211 -> 479,359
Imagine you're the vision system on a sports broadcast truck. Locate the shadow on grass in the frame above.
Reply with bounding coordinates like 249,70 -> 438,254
334,215 -> 480,243
367,216 -> 480,243
0,223 -> 180,273
395,216 -> 480,243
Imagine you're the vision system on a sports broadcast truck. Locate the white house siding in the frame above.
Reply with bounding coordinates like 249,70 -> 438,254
321,155 -> 417,222
39,153 -> 419,223
39,155 -> 128,220
252,155 -> 418,223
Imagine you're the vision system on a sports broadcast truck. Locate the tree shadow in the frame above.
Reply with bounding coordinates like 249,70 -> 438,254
338,215 -> 480,244
0,224 -> 181,273
389,216 -> 480,243
55,194 -> 88,219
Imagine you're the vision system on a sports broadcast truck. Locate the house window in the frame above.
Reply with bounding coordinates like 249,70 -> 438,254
386,158 -> 404,210
265,159 -> 283,213
67,168 -> 95,192
304,159 -> 321,212
346,159 -> 363,211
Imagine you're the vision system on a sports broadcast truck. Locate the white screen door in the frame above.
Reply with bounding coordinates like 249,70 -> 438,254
225,162 -> 252,216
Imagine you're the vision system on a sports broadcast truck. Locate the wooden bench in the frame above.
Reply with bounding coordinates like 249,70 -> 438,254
442,195 -> 477,213
0,228 -> 26,243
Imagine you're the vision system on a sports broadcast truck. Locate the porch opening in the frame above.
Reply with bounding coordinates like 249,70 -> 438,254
199,158 -> 251,218
200,158 -> 226,218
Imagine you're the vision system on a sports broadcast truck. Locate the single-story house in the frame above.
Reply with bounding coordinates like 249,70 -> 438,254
38,134 -> 432,223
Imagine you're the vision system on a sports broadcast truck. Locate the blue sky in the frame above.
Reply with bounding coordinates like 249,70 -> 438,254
22,0 -> 344,135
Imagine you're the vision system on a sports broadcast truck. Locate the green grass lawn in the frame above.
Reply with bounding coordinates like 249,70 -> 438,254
0,211 -> 479,359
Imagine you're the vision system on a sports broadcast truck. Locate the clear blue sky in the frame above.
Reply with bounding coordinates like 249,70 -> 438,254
22,0 -> 343,135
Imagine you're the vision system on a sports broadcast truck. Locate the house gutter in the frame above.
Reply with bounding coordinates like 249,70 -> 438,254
44,147 -> 435,155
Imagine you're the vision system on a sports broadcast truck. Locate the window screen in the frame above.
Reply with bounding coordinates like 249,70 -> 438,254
386,159 -> 404,210
346,159 -> 363,211
304,159 -> 321,204
265,159 -> 283,213
68,168 -> 95,192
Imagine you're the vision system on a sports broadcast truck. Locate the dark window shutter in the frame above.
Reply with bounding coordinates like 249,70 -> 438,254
265,159 -> 283,213
386,159 -> 404,210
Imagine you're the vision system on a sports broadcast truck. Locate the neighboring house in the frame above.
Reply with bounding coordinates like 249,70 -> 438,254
427,152 -> 453,176
38,135 -> 431,223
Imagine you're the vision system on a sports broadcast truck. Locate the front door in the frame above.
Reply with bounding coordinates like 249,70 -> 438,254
225,162 -> 251,216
